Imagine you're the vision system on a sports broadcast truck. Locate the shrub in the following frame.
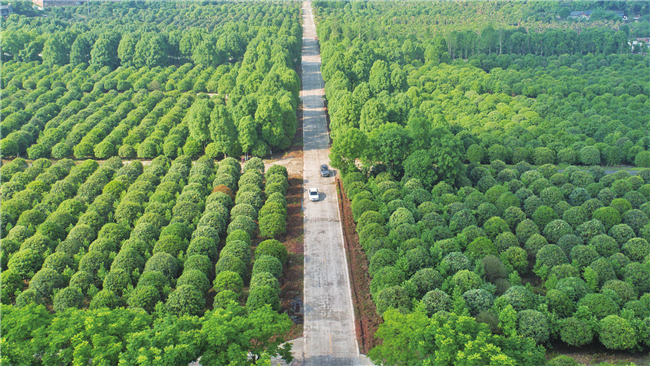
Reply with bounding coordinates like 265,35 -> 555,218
516,219 -> 540,244
352,199 -> 379,221
370,266 -> 406,297
592,207 -> 621,231
536,245 -> 569,271
52,286 -> 84,312
559,317 -> 593,347
165,285 -> 205,316
266,165 -> 288,179
102,269 -> 132,296
213,271 -> 244,294
610,253 -> 632,277
504,207 -> 526,230
357,211 -> 385,233
389,208 -> 415,230
462,289 -> 493,316
546,289 -> 575,318
448,209 -> 477,234
623,262 -> 650,293
258,202 -> 286,219
259,213 -> 287,238
543,220 -> 573,244
186,237 -> 218,262
517,309 -> 550,344
127,285 -> 161,313
422,289 -> 451,315
622,238 -> 650,262
407,268 -> 442,299
375,286 -> 411,316
184,255 -> 213,278
601,280 -> 637,307
250,272 -> 281,295
42,252 -> 74,274
221,241 -> 251,265
501,247 -> 528,273
255,239 -> 288,265
599,315 -> 637,350
577,293 -> 619,319
466,237 -> 498,261
252,255 -> 283,279
556,276 -> 592,301
89,289 -> 120,310
610,198 -> 632,215
540,186 -> 564,207
622,209 -> 649,235
143,252 -> 179,279
609,224 -> 636,246
440,252 -> 471,275
450,270 -> 482,294
555,235 -> 582,256
494,232 -> 518,253
226,230 -> 252,246
177,269 -> 210,294
137,271 -> 170,295
525,234 -> 549,256
246,285 -> 280,312
532,206 -> 558,230
153,235 -> 187,258
576,220 -> 606,243
482,217 -> 509,240
502,286 -> 536,312
570,245 -> 600,268
588,235 -> 619,257
589,258 -> 616,287
227,215 -> 257,237
29,268 -> 63,299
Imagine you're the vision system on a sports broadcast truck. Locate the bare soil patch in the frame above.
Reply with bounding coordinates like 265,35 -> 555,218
335,177 -> 382,354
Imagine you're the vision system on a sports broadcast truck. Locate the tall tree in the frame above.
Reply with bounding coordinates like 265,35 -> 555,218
70,33 -> 94,65
329,127 -> 368,173
238,116 -> 258,156
186,99 -> 213,147
42,31 -> 75,66
117,34 -> 137,67
209,103 -> 239,157
90,33 -> 121,69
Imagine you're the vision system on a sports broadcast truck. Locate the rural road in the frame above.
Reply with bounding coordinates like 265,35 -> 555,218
291,2 -> 372,365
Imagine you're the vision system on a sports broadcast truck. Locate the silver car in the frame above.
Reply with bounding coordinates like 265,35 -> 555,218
308,188 -> 319,201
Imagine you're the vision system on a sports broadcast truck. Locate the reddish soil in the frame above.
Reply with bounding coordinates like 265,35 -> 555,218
335,177 -> 382,354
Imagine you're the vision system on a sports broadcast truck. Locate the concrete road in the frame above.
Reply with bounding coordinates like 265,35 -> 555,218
293,2 -> 373,365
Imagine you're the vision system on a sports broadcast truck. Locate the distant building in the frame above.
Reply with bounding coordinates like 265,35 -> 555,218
568,10 -> 626,21
568,11 -> 591,20
31,0 -> 87,8
0,4 -> 14,16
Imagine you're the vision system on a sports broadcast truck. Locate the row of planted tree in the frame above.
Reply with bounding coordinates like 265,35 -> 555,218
1,155 -> 295,364
1,1 -> 301,161
315,1 -> 650,364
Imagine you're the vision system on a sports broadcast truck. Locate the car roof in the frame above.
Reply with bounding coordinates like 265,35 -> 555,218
309,188 -> 318,192
321,164 -> 328,168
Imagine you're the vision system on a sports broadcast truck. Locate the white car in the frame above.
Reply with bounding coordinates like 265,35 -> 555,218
308,188 -> 319,201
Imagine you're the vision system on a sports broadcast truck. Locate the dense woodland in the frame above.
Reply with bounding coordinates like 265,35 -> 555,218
1,2 -> 298,364
1,1 -> 302,160
315,1 -> 650,364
